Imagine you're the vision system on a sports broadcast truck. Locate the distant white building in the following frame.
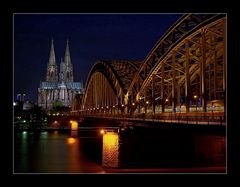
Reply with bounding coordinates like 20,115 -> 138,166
38,39 -> 84,109
23,101 -> 34,110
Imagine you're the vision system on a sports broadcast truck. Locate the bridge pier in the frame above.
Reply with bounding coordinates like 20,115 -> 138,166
102,131 -> 119,168
70,120 -> 78,137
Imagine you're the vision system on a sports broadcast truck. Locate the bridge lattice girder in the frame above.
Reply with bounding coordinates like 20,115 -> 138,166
126,14 -> 226,113
83,60 -> 140,110
82,13 -> 226,114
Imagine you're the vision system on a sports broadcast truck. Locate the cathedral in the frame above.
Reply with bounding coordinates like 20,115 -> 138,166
38,39 -> 83,109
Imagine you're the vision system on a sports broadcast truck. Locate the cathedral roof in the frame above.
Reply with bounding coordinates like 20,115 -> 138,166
40,81 -> 83,90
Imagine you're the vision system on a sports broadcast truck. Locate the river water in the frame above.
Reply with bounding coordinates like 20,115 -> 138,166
14,130 -> 105,173
14,124 -> 226,173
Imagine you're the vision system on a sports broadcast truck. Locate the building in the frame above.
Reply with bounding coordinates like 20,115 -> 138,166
17,93 -> 26,102
38,39 -> 83,109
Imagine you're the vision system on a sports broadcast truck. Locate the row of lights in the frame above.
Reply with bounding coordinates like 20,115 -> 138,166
85,101 -> 149,111
86,104 -> 123,111
85,96 -> 200,111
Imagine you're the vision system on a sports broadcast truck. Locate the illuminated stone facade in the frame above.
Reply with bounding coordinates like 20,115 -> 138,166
38,40 -> 83,109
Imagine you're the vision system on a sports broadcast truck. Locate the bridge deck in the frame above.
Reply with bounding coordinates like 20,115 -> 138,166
75,112 -> 226,126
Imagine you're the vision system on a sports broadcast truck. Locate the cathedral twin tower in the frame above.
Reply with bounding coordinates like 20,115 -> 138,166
38,39 -> 83,109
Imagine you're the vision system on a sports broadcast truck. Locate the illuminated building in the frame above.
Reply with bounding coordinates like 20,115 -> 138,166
38,39 -> 84,109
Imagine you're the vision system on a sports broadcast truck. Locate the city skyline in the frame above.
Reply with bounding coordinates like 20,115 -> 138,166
14,13 -> 182,102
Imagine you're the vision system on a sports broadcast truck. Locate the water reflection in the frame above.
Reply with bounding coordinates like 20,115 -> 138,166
14,131 -> 105,173
14,125 -> 226,173
102,132 -> 119,168
71,130 -> 78,137
67,137 -> 76,144
22,131 -> 28,139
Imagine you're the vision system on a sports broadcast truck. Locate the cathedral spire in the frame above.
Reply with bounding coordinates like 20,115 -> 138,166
46,39 -> 58,82
49,39 -> 56,65
64,39 -> 71,65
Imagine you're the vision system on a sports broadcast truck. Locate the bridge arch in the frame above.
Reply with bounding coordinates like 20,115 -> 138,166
82,60 -> 140,114
126,14 -> 226,114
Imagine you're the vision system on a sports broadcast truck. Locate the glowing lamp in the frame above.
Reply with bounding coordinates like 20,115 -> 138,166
70,120 -> 78,131
100,129 -> 105,134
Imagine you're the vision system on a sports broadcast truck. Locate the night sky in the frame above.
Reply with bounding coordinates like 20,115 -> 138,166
14,14 -> 182,102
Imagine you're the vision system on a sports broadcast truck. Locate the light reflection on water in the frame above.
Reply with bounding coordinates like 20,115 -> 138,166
71,130 -> 78,137
14,131 -> 105,173
14,126 -> 226,173
102,132 -> 119,168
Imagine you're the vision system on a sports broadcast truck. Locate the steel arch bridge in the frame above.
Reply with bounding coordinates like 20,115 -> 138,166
78,14 -> 226,117
82,60 -> 141,113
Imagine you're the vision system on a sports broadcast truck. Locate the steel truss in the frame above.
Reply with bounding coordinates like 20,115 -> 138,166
82,60 -> 140,114
81,14 -> 226,115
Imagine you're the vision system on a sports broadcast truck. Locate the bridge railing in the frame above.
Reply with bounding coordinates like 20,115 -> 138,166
71,112 -> 226,126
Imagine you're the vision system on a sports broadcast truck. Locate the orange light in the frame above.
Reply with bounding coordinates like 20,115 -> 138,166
102,132 -> 119,167
165,99 -> 168,102
103,132 -> 118,146
132,103 -> 135,106
194,95 -> 197,99
100,129 -> 105,134
67,137 -> 76,144
71,121 -> 78,131
146,101 -> 149,104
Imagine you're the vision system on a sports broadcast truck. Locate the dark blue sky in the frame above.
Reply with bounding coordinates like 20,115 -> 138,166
14,13 -> 182,102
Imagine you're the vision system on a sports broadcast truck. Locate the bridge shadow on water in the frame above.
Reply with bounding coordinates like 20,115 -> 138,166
80,118 -> 226,172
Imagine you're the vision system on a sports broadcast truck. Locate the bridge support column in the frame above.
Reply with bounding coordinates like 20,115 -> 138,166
138,100 -> 140,113
185,40 -> 190,113
214,50 -> 217,100
161,64 -> 165,113
127,95 -> 131,114
102,131 -> 119,168
144,89 -> 147,114
124,94 -> 128,114
200,30 -> 207,112
152,74 -> 156,114
177,84 -> 180,112
172,51 -> 176,113
137,81 -> 141,113
223,18 -> 226,114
